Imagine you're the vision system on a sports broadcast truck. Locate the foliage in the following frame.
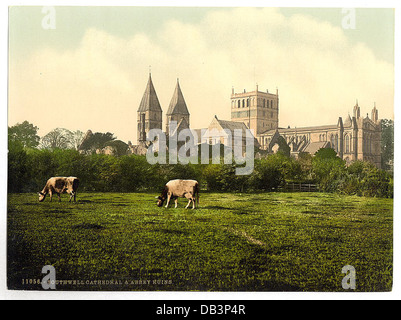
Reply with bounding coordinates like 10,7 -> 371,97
381,119 -> 394,173
311,148 -> 346,192
7,142 -> 393,198
8,121 -> 40,148
79,132 -> 116,154
40,128 -> 75,150
8,140 -> 29,192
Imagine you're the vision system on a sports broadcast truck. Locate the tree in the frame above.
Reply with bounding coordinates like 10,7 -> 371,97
314,147 -> 338,160
103,140 -> 129,157
8,140 -> 29,192
381,119 -> 394,172
8,121 -> 40,148
78,131 -> 116,154
70,130 -> 85,150
312,148 -> 346,192
249,155 -> 285,191
40,128 -> 75,150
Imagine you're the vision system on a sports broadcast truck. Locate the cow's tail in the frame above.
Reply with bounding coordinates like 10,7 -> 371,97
196,182 -> 200,206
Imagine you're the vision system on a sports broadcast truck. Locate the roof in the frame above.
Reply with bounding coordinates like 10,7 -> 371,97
137,74 -> 163,113
216,118 -> 249,132
167,79 -> 190,115
302,141 -> 331,155
261,123 -> 338,135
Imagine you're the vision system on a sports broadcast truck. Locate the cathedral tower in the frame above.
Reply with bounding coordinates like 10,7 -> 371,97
165,79 -> 190,134
231,84 -> 279,136
137,73 -> 163,144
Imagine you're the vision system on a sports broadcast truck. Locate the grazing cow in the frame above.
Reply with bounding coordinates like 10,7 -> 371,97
38,177 -> 79,202
157,179 -> 199,209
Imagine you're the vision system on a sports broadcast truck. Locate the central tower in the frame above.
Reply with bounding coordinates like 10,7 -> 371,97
230,84 -> 279,136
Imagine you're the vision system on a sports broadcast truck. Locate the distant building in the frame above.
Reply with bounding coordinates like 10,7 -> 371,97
259,101 -> 382,168
133,73 -> 382,168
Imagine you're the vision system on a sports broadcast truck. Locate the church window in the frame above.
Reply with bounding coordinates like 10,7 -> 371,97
330,134 -> 335,150
238,100 -> 240,108
345,134 -> 350,153
242,99 -> 245,108
335,134 -> 339,152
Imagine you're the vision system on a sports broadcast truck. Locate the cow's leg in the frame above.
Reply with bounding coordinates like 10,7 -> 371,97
57,193 -> 61,202
74,192 -> 76,202
185,199 -> 192,209
192,196 -> 196,209
184,193 -> 194,209
165,193 -> 172,208
69,191 -> 76,202
49,191 -> 53,202
174,198 -> 178,208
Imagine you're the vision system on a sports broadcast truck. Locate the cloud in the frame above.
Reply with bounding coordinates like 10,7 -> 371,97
9,7 -> 394,143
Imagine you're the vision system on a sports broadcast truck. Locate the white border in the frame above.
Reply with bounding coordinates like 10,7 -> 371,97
1,0 -> 400,300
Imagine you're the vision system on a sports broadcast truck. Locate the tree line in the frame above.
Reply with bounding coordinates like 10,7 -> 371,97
8,120 -> 393,198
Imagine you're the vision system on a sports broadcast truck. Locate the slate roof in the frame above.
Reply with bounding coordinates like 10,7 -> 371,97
302,141 -> 331,155
167,79 -> 190,115
137,74 -> 162,113
215,118 -> 249,133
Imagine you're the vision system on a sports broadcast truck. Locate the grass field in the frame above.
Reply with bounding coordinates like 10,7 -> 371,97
7,192 -> 393,292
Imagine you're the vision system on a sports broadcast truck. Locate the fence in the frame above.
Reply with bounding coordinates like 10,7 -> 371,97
278,183 -> 319,192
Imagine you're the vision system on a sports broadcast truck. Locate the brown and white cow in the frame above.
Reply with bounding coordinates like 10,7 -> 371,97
157,179 -> 199,209
38,177 -> 79,202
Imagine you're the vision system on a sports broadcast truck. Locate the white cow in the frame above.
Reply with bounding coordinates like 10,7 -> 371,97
38,177 -> 79,202
157,179 -> 199,209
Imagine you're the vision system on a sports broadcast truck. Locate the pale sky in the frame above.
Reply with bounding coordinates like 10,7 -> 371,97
8,6 -> 395,143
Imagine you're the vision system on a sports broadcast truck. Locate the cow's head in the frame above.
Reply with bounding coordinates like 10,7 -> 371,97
38,192 -> 46,202
156,196 -> 165,207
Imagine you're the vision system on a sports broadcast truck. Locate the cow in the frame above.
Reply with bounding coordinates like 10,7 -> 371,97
38,177 -> 79,202
157,179 -> 199,209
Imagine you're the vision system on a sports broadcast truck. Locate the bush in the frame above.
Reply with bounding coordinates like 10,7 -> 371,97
7,144 -> 393,198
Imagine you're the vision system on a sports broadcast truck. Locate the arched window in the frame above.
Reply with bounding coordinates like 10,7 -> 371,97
242,99 -> 245,108
345,134 -> 350,153
335,134 -> 339,152
238,100 -> 240,108
330,134 -> 335,150
368,134 -> 372,154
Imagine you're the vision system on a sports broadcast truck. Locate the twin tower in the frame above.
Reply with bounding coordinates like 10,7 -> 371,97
137,73 -> 281,145
137,73 -> 189,144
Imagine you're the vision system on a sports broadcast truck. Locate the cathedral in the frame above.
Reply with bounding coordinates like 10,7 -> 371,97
135,73 -> 382,168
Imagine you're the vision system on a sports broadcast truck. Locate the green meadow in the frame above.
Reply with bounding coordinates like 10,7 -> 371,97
7,192 -> 393,292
